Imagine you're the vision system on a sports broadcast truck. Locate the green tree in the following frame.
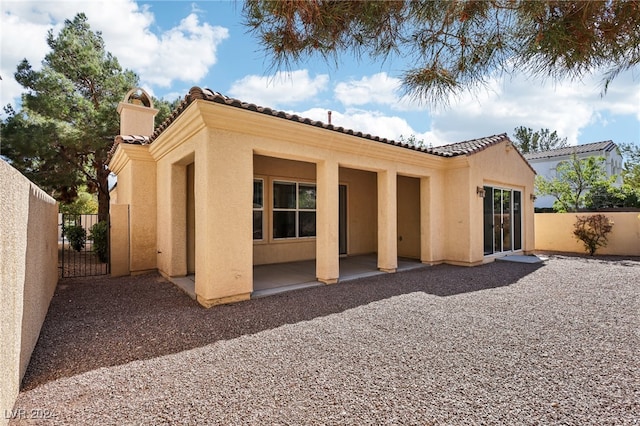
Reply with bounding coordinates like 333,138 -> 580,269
586,142 -> 640,209
619,142 -> 640,189
584,180 -> 640,209
512,126 -> 568,154
1,13 -> 138,221
536,154 -> 611,212
556,143 -> 640,210
243,1 -> 640,105
398,134 -> 430,149
153,96 -> 183,128
59,187 -> 99,215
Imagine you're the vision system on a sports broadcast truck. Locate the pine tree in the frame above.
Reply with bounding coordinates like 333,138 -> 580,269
512,127 -> 568,154
243,1 -> 640,105
1,13 -> 138,221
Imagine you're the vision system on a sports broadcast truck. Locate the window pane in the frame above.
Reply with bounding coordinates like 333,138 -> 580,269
273,182 -> 296,209
513,191 -> 522,250
483,186 -> 494,255
493,189 -> 502,253
298,211 -> 316,237
253,211 -> 263,240
273,211 -> 296,238
253,180 -> 263,208
502,190 -> 511,251
298,184 -> 316,209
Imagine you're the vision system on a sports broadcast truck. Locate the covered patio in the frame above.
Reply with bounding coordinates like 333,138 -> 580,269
169,254 -> 427,301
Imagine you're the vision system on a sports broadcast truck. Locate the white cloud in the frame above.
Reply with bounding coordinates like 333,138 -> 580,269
426,70 -> 640,146
589,70 -> 640,120
335,73 -> 399,106
334,72 -> 425,111
228,70 -> 329,107
0,0 -> 228,108
319,68 -> 639,147
1,7 -> 62,107
135,13 -> 229,87
292,68 -> 638,147
297,107 -> 415,142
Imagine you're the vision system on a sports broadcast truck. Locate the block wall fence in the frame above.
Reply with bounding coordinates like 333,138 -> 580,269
535,212 -> 640,256
0,160 -> 58,426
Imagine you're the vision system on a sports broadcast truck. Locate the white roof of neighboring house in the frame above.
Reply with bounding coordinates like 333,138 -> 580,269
523,140 -> 618,161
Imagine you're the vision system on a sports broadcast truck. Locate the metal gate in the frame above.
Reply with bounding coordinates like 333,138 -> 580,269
59,214 -> 110,278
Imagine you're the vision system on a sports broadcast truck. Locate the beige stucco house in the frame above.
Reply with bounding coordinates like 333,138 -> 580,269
109,87 -> 536,308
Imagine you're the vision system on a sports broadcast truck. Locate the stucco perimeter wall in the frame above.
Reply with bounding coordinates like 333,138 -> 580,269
535,212 -> 640,256
0,160 -> 58,426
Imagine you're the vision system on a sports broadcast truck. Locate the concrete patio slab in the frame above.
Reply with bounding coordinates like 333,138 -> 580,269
496,254 -> 547,264
169,254 -> 428,300
252,254 -> 428,298
168,276 -> 196,300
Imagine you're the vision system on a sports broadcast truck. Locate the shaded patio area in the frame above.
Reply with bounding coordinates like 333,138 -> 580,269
169,254 -> 428,299
253,254 -> 428,297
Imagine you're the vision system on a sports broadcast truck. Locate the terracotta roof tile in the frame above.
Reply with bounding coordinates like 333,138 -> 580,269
108,134 -> 150,159
429,134 -> 510,157
114,135 -> 150,145
118,86 -> 515,160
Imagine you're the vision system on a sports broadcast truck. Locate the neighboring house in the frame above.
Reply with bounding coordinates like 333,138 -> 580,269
109,87 -> 536,308
524,141 -> 623,210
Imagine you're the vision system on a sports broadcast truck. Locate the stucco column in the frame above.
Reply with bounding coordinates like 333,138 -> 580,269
420,176 -> 432,263
109,204 -> 130,276
167,163 -> 187,277
194,137 -> 253,307
109,144 -> 157,274
316,159 -> 340,284
377,169 -> 398,272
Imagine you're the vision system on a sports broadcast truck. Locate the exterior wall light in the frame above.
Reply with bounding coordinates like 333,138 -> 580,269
477,186 -> 486,198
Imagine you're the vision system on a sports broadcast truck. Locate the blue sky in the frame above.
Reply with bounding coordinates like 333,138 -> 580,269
1,0 -> 639,147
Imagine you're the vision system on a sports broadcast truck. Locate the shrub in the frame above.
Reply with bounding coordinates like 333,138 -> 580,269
573,214 -> 614,256
90,221 -> 109,263
64,224 -> 86,252
59,190 -> 98,215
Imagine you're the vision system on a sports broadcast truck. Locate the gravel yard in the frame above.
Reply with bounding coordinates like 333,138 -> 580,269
10,254 -> 640,425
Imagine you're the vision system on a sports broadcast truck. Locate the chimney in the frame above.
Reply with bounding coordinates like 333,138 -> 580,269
117,88 -> 159,136
327,110 -> 332,125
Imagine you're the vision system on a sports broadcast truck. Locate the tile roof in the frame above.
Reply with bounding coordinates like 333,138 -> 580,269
114,135 -> 150,145
523,140 -> 617,161
428,134 -> 511,157
116,86 -> 511,158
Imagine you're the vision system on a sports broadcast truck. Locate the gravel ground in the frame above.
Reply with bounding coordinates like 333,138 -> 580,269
10,254 -> 640,425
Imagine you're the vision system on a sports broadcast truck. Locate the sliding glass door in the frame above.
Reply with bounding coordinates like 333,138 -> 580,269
483,186 -> 522,255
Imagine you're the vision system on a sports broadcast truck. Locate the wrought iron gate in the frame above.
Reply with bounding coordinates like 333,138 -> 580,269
59,214 -> 110,278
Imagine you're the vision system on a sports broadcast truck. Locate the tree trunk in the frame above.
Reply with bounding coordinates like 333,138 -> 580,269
97,165 -> 111,222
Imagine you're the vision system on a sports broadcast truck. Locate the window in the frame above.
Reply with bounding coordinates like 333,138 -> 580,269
273,181 -> 316,239
483,186 -> 522,254
253,179 -> 264,240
